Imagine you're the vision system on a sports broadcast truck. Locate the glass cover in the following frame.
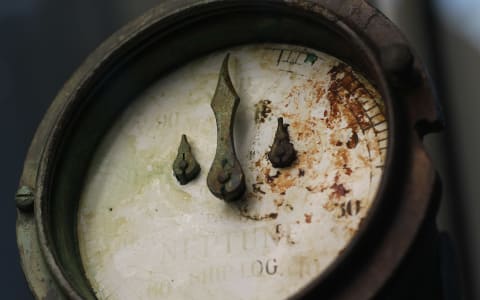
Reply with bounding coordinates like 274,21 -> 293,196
78,44 -> 388,300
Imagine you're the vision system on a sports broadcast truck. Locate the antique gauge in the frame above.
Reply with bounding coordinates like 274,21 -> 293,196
16,1 -> 444,299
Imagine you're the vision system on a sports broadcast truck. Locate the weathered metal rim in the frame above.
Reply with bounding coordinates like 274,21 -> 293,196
16,0 -> 439,299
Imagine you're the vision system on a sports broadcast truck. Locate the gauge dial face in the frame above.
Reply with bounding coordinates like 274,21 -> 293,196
78,44 -> 388,300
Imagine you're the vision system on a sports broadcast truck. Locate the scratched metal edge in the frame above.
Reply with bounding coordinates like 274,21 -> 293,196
16,213 -> 66,300
15,0 -> 441,299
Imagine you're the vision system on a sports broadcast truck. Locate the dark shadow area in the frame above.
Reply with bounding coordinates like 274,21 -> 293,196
0,1 -> 160,298
371,1 -> 480,299
434,20 -> 480,300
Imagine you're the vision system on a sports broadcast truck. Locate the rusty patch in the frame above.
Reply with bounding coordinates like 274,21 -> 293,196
343,165 -> 353,176
254,99 -> 272,123
304,213 -> 312,224
323,201 -> 336,213
264,168 -> 296,194
269,212 -> 278,219
334,148 -> 349,170
291,119 -> 316,140
347,132 -> 359,149
314,81 -> 326,103
330,183 -> 350,198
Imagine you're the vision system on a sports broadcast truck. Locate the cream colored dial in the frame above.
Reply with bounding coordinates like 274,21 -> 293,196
78,43 -> 387,300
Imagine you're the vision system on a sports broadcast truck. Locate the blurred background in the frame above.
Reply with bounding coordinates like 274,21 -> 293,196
1,0 -> 478,299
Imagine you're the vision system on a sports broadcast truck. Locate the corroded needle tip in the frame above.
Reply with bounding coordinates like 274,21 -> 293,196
210,53 -> 239,111
173,134 -> 201,185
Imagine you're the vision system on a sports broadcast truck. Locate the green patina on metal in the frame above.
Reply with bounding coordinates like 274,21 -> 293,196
304,53 -> 318,65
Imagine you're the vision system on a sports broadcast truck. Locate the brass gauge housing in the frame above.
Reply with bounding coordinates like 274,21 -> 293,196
16,1 -> 443,299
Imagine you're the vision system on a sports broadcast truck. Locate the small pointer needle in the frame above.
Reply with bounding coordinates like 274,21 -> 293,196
207,54 -> 246,202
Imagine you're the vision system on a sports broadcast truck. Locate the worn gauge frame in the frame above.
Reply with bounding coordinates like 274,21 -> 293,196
16,1 -> 443,299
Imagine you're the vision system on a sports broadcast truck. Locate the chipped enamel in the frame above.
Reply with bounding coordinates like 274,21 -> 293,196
78,44 -> 388,300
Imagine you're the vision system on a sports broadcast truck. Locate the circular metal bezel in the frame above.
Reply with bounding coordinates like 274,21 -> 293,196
16,1 -> 441,299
